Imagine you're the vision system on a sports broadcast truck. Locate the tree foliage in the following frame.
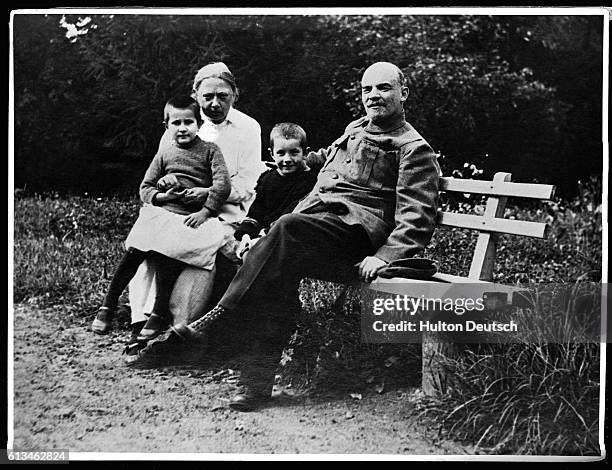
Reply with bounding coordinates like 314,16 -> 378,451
13,14 -> 94,192
12,13 -> 603,195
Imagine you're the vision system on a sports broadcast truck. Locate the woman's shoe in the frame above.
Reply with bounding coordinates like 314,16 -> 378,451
128,320 -> 147,343
136,313 -> 169,341
91,307 -> 116,335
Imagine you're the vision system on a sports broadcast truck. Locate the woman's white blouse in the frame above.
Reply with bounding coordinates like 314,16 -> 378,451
197,107 -> 264,208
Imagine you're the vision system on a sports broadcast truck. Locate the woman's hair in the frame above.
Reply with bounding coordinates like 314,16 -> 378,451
192,62 -> 239,101
163,95 -> 203,126
269,122 -> 308,151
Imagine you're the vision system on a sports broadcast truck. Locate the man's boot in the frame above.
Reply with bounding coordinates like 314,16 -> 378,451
171,305 -> 228,340
229,353 -> 276,412
229,383 -> 273,412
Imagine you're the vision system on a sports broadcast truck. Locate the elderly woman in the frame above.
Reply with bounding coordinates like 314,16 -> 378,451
126,62 -> 265,353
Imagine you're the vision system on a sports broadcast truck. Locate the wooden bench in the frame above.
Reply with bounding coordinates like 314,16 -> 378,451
369,172 -> 556,395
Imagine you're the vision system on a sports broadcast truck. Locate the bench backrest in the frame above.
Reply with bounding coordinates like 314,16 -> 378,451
437,172 -> 556,281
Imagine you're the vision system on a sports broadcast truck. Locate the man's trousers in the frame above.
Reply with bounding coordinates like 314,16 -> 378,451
217,211 -> 374,392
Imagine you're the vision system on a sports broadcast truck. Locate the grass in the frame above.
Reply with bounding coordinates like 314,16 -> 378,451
12,194 -> 141,325
416,340 -> 600,454
411,278 -> 602,454
12,176 -> 603,455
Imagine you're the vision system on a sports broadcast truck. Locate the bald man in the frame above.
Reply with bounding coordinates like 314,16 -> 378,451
145,62 -> 440,411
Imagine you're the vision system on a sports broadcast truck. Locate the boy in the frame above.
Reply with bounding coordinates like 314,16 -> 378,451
91,95 -> 230,340
233,122 -> 317,258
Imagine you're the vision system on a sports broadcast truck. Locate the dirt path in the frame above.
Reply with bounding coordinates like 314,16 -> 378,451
11,304 -> 472,457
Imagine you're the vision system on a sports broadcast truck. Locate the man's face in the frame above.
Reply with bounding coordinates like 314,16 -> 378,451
270,138 -> 306,175
361,65 -> 408,125
195,77 -> 236,124
165,106 -> 199,147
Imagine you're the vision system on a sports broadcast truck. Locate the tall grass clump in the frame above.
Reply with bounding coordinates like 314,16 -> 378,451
416,322 -> 600,454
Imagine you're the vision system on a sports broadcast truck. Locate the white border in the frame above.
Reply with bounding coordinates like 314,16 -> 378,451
8,6 -> 610,462
599,5 -> 609,462
8,9 -> 15,454
8,7 -> 612,16
68,453 -> 605,461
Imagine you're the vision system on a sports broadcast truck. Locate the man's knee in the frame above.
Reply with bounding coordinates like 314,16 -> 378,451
268,213 -> 311,236
275,212 -> 309,227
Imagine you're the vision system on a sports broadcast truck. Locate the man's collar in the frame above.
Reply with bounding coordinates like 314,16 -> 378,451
364,113 -> 407,134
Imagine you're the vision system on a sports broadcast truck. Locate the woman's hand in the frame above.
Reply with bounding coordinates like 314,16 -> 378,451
182,187 -> 209,206
184,207 -> 212,229
155,187 -> 186,203
356,256 -> 387,283
157,174 -> 181,191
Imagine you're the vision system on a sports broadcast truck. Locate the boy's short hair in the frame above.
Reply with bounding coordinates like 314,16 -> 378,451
164,95 -> 203,126
269,123 -> 308,151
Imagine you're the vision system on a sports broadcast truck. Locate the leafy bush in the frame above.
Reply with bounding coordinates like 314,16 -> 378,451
286,280 -> 421,394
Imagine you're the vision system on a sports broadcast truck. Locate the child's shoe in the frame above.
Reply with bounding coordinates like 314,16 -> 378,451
136,313 -> 169,341
127,320 -> 147,343
91,306 -> 115,335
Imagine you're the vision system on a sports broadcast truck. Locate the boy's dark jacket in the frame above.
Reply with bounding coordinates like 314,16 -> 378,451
234,166 -> 318,240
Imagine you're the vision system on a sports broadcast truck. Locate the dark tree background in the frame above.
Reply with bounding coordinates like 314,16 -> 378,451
12,14 -> 603,197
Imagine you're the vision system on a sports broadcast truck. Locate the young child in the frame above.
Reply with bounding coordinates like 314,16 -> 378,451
233,122 -> 318,258
91,95 -> 231,340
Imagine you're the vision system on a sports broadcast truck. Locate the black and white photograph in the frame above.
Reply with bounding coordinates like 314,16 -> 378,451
8,7 -> 608,461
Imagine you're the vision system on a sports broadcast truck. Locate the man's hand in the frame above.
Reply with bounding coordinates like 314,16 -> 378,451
236,234 -> 252,260
236,234 -> 261,260
182,187 -> 209,206
157,174 -> 181,191
356,256 -> 387,283
184,207 -> 212,229
155,187 -> 186,203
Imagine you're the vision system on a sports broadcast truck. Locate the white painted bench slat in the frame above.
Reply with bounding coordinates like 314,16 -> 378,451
437,211 -> 549,238
440,177 -> 556,200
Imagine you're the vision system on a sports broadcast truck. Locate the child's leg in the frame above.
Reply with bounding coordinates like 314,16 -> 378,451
138,253 -> 185,340
101,247 -> 149,310
93,247 -> 149,334
151,253 -> 186,317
